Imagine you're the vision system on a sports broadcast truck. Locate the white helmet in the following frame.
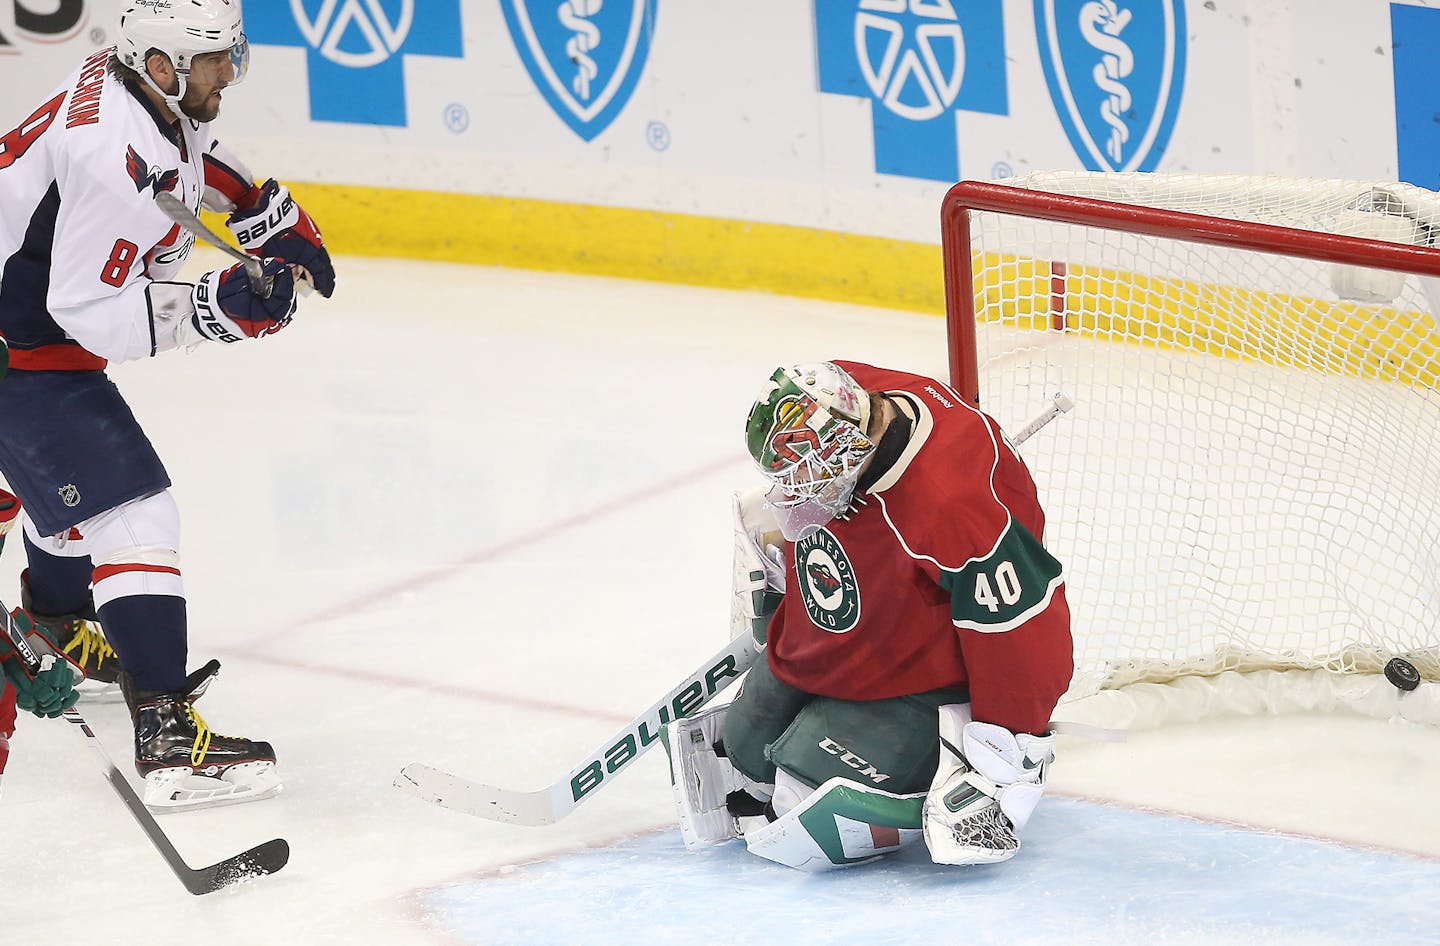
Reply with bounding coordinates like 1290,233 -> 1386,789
744,362 -> 876,540
118,0 -> 249,112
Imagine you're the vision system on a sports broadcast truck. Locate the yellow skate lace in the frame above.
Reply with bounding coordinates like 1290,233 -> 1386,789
185,704 -> 214,766
61,620 -> 116,668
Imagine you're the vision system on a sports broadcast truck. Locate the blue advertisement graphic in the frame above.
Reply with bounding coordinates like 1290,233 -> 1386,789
1035,0 -> 1185,173
815,0 -> 1007,183
243,0 -> 464,127
502,0 -> 657,142
1392,3 -> 1440,190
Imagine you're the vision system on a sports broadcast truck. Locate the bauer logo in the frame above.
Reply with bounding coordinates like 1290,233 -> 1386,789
502,0 -> 657,142
1035,0 -> 1187,173
242,0 -> 464,127
814,0 -> 1008,183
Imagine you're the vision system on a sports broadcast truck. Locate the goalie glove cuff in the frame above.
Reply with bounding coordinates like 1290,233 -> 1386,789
959,720 -> 1055,832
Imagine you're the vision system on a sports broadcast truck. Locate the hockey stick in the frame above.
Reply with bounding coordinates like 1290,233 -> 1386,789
394,631 -> 762,826
153,192 -> 271,296
2,608 -> 289,895
1010,391 -> 1075,445
394,392 -> 1073,826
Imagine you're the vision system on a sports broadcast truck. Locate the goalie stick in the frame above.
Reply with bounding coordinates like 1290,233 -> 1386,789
395,631 -> 762,826
2,607 -> 289,895
395,393 -> 1074,826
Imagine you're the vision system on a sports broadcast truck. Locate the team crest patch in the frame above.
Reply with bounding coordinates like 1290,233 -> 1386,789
1034,0 -> 1187,172
124,145 -> 179,196
501,0 -> 657,142
795,528 -> 860,634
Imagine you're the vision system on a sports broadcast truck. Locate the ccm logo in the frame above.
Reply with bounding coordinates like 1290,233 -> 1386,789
818,737 -> 892,783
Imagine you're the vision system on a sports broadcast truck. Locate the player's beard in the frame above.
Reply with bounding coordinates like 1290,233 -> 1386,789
179,85 -> 223,123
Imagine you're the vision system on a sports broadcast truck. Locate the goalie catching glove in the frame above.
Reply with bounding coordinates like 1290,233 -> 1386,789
922,704 -> 1055,865
0,609 -> 82,719
227,179 -> 336,297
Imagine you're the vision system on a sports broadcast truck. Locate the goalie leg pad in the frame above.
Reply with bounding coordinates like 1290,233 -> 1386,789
743,773 -> 924,872
663,704 -> 772,848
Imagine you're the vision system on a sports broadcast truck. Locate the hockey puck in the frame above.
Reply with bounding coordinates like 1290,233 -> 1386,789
1384,657 -> 1421,692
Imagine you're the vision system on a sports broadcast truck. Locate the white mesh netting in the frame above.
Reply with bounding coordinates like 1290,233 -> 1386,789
950,171 -> 1440,726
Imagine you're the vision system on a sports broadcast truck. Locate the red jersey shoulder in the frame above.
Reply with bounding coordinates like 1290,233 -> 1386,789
837,362 -> 1016,567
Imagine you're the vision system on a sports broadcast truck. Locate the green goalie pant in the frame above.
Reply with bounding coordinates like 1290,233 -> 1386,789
722,657 -> 968,797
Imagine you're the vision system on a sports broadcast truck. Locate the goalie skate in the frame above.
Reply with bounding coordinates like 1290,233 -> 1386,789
125,659 -> 281,813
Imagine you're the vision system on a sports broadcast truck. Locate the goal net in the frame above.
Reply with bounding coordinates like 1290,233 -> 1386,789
941,171 -> 1440,728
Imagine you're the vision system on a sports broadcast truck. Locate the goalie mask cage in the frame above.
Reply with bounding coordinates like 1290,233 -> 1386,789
942,171 -> 1440,728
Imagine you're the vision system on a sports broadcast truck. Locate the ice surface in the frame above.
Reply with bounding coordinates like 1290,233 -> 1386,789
2,254 -> 1436,944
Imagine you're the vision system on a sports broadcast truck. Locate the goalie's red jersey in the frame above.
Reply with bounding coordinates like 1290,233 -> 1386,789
764,361 -> 1074,736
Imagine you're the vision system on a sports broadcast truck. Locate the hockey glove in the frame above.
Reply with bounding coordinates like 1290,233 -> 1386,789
192,259 -> 298,343
732,488 -> 786,646
0,609 -> 81,719
227,179 -> 336,298
922,704 -> 1054,866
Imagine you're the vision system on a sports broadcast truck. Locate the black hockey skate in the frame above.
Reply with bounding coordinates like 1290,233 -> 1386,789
20,572 -> 122,692
123,659 -> 281,812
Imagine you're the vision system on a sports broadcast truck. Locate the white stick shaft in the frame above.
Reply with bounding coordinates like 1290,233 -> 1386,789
1011,392 -> 1075,445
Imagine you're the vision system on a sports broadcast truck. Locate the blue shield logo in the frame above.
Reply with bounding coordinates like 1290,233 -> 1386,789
502,0 -> 657,142
1035,0 -> 1186,172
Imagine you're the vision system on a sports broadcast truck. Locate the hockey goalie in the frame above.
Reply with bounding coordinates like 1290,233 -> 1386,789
664,361 -> 1074,870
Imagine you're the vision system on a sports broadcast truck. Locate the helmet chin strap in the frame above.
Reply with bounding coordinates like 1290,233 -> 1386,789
140,65 -> 189,121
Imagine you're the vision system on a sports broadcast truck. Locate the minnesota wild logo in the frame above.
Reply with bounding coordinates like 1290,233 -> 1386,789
795,528 -> 860,633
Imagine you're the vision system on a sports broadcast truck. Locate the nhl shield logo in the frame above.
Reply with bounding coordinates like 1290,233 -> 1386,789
502,0 -> 658,142
1035,0 -> 1187,172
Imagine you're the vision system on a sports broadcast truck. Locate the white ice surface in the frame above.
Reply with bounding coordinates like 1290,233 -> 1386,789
2,254 -> 1437,943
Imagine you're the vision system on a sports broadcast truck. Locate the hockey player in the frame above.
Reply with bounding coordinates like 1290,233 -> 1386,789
0,0 -> 336,810
666,361 -> 1074,870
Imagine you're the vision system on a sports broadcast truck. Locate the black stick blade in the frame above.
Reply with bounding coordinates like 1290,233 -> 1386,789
184,838 -> 290,896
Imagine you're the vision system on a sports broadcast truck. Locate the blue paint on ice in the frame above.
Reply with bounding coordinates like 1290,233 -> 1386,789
421,798 -> 1440,945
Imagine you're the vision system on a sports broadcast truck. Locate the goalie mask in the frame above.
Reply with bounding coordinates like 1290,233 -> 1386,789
744,363 -> 874,541
118,0 -> 249,115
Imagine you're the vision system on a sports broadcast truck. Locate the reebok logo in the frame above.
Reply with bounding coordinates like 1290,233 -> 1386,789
924,385 -> 954,408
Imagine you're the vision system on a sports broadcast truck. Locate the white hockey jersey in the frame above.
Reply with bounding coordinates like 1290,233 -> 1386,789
0,49 -> 251,368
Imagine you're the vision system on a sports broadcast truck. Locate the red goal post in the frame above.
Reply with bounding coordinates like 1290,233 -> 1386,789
939,172 -> 1440,728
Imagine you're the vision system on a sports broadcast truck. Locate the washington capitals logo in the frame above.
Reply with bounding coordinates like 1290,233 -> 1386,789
125,146 -> 179,197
